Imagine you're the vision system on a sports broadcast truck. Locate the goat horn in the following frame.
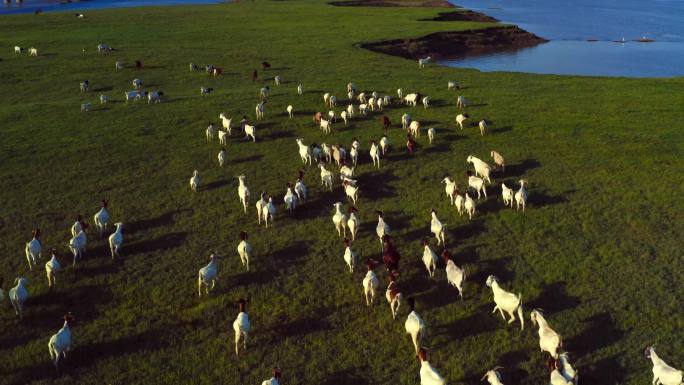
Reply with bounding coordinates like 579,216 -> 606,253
480,373 -> 489,381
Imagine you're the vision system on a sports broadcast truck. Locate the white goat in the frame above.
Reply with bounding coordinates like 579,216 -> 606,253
329,95 -> 337,107
9,277 -> 29,319
344,181 -> 359,206
422,96 -> 431,109
447,81 -> 459,91
332,202 -> 347,237
443,250 -> 465,299
343,238 -> 357,273
404,298 -> 426,353
287,105 -> 294,118
190,170 -> 200,192
464,193 -> 476,219
108,222 -> 123,258
296,138 -> 312,165
418,348 -> 446,385
357,92 -> 367,104
380,136 -> 390,156
501,183 -> 514,207
467,155 -> 492,184
481,368 -> 505,385
531,309 -> 562,358
479,119 -> 488,136
645,346 -> 682,385
237,175 -> 250,214
45,250 -> 61,288
284,184 -> 298,213
402,113 -> 411,130
218,149 -> 226,167
486,275 -> 524,330
206,124 -> 217,141
320,118 -> 332,134
237,231 -> 252,271
341,110 -> 349,127
99,94 -> 108,104
456,95 -> 468,109
197,254 -> 218,297
295,172 -> 307,203
244,124 -> 256,142
256,101 -> 266,120
219,113 -> 232,135
409,121 -> 421,138
80,103 -> 91,112
25,228 -> 42,270
491,150 -> 505,175
297,84 -> 303,95
68,227 -> 87,267
255,193 -> 267,224
347,104 -> 355,118
428,128 -> 435,144
404,93 -> 419,107
430,209 -> 446,246
319,163 -> 333,190
132,78 -> 142,90
468,175 -> 487,199
421,239 -> 438,278
362,261 -> 379,306
233,299 -> 250,355
418,56 -> 431,68
274,75 -> 281,85
370,141 -> 381,168
385,274 -> 403,319
397,88 -> 403,99
456,113 -> 469,129
347,207 -> 360,241
441,177 -> 458,205
48,314 -> 74,369
515,180 -> 528,211
455,194 -> 465,216
376,211 -> 390,245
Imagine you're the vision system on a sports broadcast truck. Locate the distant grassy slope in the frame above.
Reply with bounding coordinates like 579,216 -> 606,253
0,1 -> 683,385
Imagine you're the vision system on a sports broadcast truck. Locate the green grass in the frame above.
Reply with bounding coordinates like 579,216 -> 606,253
0,1 -> 683,384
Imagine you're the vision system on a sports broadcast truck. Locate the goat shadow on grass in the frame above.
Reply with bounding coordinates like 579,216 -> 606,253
321,369 -> 369,385
490,125 -> 513,134
266,130 -> 295,140
293,188 -> 344,220
230,269 -> 274,289
415,281 -> 463,309
450,219 -> 486,243
533,190 -> 573,208
24,284 -> 113,329
468,256 -> 513,284
580,354 -> 625,385
565,312 -> 624,356
232,154 -> 263,164
205,179 -> 229,190
268,313 -> 332,339
504,159 -> 541,177
128,209 -> 190,234
424,142 -> 451,154
125,231 -> 187,255
356,168 -> 399,200
528,281 -> 581,315
434,303 -> 499,344
92,86 -> 113,92
262,240 -> 312,269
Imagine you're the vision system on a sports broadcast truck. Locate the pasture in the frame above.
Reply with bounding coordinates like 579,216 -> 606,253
0,1 -> 683,384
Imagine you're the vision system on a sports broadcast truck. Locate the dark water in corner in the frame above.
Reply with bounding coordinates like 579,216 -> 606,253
0,0 -> 221,15
443,0 -> 684,77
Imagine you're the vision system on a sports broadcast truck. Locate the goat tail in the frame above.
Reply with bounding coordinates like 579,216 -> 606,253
518,293 -> 525,331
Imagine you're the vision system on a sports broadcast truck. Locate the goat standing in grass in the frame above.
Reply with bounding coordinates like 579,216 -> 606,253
25,228 -> 42,270
486,275 -> 524,330
48,313 -> 74,370
332,202 -> 347,237
515,180 -> 528,211
9,277 -> 29,319
418,347 -> 446,385
237,231 -> 252,271
93,199 -> 109,237
362,259 -> 379,306
421,238 -> 438,278
198,254 -> 218,297
442,250 -> 465,300
645,346 -> 682,385
233,299 -> 251,355
404,297 -> 426,353
531,309 -> 561,358
238,175 -> 250,214
385,272 -> 403,319
45,249 -> 61,288
430,209 -> 446,246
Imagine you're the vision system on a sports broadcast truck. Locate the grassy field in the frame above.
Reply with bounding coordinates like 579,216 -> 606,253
1,1 -> 683,384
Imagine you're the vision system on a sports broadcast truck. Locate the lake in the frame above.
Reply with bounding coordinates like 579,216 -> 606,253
0,0 -> 221,15
444,0 -> 684,77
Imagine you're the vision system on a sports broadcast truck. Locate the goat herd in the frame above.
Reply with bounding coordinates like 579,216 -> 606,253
4,45 -> 682,385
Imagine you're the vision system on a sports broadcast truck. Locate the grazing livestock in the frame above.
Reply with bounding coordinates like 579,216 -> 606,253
320,118 -> 332,134
644,346 -> 682,385
501,183 -> 514,207
287,105 -> 294,118
237,231 -> 252,271
515,180 -> 528,211
418,56 -> 431,68
200,86 -> 214,95
467,155 -> 492,184
116,61 -> 124,70
409,120 -> 421,138
370,141 -> 381,168
125,90 -> 144,103
362,260 -> 380,306
482,368 -> 505,385
406,134 -> 416,155
332,202 -> 348,237
244,124 -> 256,142
442,250 -> 465,299
441,176 -> 458,205
48,313 -> 74,369
233,299 -> 251,355
531,309 -> 562,359
9,277 -> 29,319
206,123 -> 217,141
486,275 -> 524,331
80,102 -> 91,112
71,216 -> 84,237
418,348 -> 446,385
274,75 -> 281,85
319,163 -> 333,190
296,138 -> 312,165
45,249 -> 61,288
132,78 -> 142,90
405,298 -> 426,353
468,173 -> 487,199
380,135 -> 390,155
358,92 -> 367,103
14,46 -> 23,54
189,63 -> 197,71
464,193 -> 476,220
295,171 -> 307,202
68,225 -> 87,266
359,103 -> 368,116
422,96 -> 431,109
212,67 -> 223,77
382,234 -> 401,271
147,91 -> 163,104
491,150 -> 506,175
25,228 -> 42,270
343,238 -> 357,273
479,119 -> 488,135
454,193 -> 465,216
99,94 -> 108,104
329,95 -> 337,107
376,211 -> 390,245
108,222 -> 123,258
262,368 -> 282,385
29,47 -> 38,56
346,104 -> 355,118
397,88 -> 403,99
350,142 -> 358,166
260,86 -> 270,100
237,175 -> 250,214
401,113 -> 411,130
430,209 -> 446,246
197,254 -> 218,297
255,101 -> 266,120
404,93 -> 420,107
328,110 -> 336,123
255,193 -> 267,224
343,180 -> 359,206
190,170 -> 200,192
284,184 -> 298,213
297,83 -> 303,95
427,127 -> 435,144
347,89 -> 354,101
456,95 -> 468,108
557,353 -> 579,384
456,113 -> 469,129
421,238 -> 438,278
341,110 -> 349,127
218,149 -> 226,167
385,273 -> 403,319
549,359 -> 574,385
447,81 -> 459,90
97,43 -> 111,53
219,113 -> 232,134
347,207 -> 360,241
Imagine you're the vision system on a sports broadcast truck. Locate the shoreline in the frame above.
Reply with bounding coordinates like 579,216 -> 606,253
332,0 -> 547,60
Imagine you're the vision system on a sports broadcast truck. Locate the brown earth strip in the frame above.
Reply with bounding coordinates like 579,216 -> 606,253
421,10 -> 499,22
329,0 -> 455,8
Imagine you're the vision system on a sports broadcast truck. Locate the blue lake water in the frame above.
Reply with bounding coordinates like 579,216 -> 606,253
444,0 -> 684,77
0,0 -> 221,15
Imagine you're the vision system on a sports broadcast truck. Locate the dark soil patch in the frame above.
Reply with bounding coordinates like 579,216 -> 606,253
420,10 -> 498,22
